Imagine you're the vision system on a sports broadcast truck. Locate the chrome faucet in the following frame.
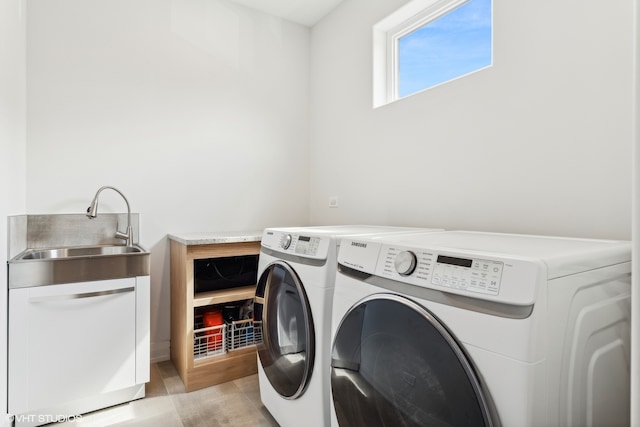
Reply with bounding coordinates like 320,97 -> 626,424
86,186 -> 133,247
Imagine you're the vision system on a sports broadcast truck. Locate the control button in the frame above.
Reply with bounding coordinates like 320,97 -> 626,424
394,251 -> 417,276
282,234 -> 292,250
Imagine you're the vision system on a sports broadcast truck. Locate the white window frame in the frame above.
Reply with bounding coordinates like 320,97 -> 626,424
373,0 -> 472,108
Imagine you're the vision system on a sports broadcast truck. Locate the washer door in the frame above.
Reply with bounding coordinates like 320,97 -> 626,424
254,261 -> 315,399
331,294 -> 496,427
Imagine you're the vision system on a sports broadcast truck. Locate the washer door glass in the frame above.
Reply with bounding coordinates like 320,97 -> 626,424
254,261 -> 315,399
331,294 -> 494,427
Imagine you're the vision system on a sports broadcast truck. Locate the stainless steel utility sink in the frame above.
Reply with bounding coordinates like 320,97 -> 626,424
17,244 -> 144,260
9,244 -> 150,289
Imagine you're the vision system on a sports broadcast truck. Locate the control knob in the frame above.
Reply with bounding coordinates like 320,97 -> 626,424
394,251 -> 417,276
282,234 -> 292,250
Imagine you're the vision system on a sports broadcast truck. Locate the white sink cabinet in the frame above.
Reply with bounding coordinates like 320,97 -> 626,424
8,276 -> 150,426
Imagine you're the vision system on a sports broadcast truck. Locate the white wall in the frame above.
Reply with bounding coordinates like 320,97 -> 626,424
309,0 -> 633,240
0,0 -> 27,421
19,0 -> 637,377
632,0 -> 639,422
26,0 -> 310,360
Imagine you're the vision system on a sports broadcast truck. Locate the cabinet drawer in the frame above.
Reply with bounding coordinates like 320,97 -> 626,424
9,278 -> 137,415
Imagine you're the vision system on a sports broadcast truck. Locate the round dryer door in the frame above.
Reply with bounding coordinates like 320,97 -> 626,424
331,294 -> 496,427
254,261 -> 315,399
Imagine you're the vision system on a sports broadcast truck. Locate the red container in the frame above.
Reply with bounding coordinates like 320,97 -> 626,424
202,310 -> 224,350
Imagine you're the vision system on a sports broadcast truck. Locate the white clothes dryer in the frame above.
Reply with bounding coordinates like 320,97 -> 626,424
253,226 -> 442,427
330,231 -> 631,427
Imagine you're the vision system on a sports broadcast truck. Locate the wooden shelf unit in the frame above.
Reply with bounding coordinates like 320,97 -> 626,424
170,239 -> 261,392
193,285 -> 256,308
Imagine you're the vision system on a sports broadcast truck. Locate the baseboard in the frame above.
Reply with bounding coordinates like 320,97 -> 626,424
150,340 -> 170,363
11,384 -> 145,427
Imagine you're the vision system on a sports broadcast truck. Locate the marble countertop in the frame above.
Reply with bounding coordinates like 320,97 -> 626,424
167,230 -> 263,246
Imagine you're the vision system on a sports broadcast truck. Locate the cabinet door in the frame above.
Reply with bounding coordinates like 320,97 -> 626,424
9,278 -> 137,414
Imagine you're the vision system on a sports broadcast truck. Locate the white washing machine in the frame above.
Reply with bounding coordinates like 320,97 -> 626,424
330,231 -> 631,427
253,225 -> 443,427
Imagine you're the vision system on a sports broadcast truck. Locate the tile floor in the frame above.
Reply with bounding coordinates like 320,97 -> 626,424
55,362 -> 279,427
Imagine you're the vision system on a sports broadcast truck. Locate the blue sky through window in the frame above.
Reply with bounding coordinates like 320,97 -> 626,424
398,0 -> 492,98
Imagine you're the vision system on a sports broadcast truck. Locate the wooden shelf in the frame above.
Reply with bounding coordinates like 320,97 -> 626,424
193,285 -> 257,308
170,238 -> 261,392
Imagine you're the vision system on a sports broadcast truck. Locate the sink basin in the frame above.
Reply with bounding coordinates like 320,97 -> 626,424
9,244 -> 150,289
18,245 -> 144,260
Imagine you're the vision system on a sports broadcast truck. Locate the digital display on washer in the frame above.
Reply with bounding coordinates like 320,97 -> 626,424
295,235 -> 319,256
436,255 -> 473,268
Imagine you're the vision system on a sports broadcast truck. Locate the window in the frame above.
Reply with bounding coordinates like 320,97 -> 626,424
373,0 -> 492,107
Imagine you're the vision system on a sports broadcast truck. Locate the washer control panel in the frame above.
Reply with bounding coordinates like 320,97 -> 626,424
290,235 -> 321,255
281,234 -> 293,249
262,230 -> 330,260
378,246 -> 504,296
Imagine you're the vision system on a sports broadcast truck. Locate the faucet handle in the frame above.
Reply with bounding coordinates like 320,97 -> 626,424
115,225 -> 134,247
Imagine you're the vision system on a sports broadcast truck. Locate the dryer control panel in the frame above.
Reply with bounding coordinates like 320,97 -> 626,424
432,255 -> 503,296
377,247 -> 504,296
337,235 -> 543,306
